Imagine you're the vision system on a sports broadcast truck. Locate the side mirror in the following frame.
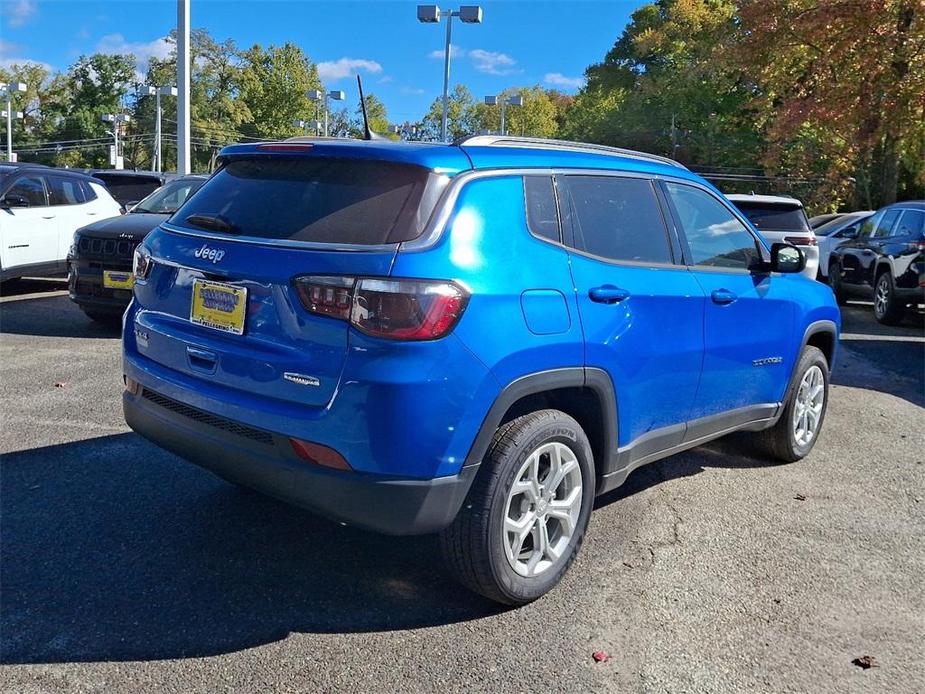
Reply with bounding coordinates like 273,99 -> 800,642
840,225 -> 858,239
0,193 -> 30,208
771,242 -> 805,274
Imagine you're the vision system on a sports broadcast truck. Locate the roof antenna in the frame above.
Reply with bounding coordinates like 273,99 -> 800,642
357,74 -> 385,141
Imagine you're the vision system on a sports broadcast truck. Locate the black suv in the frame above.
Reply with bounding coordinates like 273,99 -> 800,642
68,175 -> 206,322
829,201 -> 925,324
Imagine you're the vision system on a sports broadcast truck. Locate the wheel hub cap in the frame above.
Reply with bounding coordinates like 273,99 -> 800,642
792,365 -> 825,447
502,441 -> 583,578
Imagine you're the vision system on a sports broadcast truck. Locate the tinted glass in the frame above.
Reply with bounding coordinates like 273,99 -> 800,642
47,175 -> 86,205
872,209 -> 901,238
524,176 -> 559,242
95,175 -> 163,205
814,213 -> 870,236
80,180 -> 97,201
733,202 -> 810,232
173,157 -> 434,244
562,176 -> 671,264
666,183 -> 760,270
134,178 -> 205,214
4,176 -> 46,206
893,210 -> 924,237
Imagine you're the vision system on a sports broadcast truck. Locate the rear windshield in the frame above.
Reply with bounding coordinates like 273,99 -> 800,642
97,176 -> 163,205
734,202 -> 810,232
171,156 -> 436,245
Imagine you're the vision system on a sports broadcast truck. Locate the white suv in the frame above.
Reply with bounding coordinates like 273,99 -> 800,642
727,193 -> 819,280
0,164 -> 122,282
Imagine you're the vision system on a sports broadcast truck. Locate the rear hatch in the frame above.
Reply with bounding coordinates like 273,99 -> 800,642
131,148 -> 455,408
732,199 -> 815,246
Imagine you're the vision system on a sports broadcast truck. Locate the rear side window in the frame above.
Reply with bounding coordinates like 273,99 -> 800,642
173,157 -> 435,244
523,176 -> 560,242
560,175 -> 672,264
47,175 -> 86,205
4,175 -> 47,206
894,210 -> 924,237
666,183 -> 760,270
734,202 -> 809,232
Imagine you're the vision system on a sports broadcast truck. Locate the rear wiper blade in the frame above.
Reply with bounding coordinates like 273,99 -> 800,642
183,213 -> 239,233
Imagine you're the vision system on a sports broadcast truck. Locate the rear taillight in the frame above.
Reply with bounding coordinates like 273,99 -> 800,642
293,276 -> 469,341
133,246 -> 152,280
784,236 -> 817,246
907,239 -> 925,252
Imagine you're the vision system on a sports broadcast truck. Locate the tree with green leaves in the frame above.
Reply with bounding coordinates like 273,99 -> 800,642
420,84 -> 477,141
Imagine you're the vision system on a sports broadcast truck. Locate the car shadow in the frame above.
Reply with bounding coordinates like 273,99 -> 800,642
836,303 -> 924,407
0,291 -> 122,339
0,433 -> 501,665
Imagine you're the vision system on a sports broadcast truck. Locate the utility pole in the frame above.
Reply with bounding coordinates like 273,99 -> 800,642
1,82 -> 27,162
177,0 -> 191,174
671,113 -> 678,159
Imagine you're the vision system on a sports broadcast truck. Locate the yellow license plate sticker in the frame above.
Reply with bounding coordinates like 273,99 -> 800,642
103,270 -> 134,290
190,279 -> 247,335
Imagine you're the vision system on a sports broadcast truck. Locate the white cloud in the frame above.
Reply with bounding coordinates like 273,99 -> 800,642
0,57 -> 53,73
468,49 -> 517,75
2,0 -> 37,28
544,72 -> 585,90
400,86 -> 425,95
429,45 -> 519,75
95,33 -> 173,81
317,57 -> 383,82
428,44 -> 465,60
378,75 -> 394,84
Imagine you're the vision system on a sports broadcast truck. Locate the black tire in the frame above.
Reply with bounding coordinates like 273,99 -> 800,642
753,346 -> 829,463
440,409 -> 595,605
828,262 -> 847,305
82,308 -> 123,326
873,271 -> 905,325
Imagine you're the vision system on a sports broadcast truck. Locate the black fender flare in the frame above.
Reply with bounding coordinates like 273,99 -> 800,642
461,367 -> 618,480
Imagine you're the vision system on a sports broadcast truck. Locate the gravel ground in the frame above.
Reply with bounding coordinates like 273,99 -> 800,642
1,278 -> 923,693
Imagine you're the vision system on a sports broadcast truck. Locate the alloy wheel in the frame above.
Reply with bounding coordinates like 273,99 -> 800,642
792,365 -> 825,447
502,442 -> 583,577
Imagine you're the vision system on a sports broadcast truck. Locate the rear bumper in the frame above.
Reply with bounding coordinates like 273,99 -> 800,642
123,387 -> 478,535
68,259 -> 132,312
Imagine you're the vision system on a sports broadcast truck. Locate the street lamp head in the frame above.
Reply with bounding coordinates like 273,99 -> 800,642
116,114 -> 132,123
158,86 -> 178,97
9,82 -> 28,93
417,5 -> 441,23
307,89 -> 324,101
484,95 -> 498,106
292,119 -> 306,128
458,5 -> 482,23
0,110 -> 24,119
506,95 -> 524,107
328,90 -> 345,101
102,114 -> 115,123
140,86 -> 157,96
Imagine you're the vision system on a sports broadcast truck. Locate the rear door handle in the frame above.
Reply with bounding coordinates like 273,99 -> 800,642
588,285 -> 630,304
711,289 -> 737,305
42,215 -> 56,219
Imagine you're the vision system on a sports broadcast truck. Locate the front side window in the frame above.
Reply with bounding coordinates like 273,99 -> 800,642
560,175 -> 672,264
871,209 -> 901,239
47,175 -> 86,206
666,183 -> 760,270
2,176 -> 47,207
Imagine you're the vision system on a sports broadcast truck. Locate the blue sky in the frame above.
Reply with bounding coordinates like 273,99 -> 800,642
1,0 -> 638,122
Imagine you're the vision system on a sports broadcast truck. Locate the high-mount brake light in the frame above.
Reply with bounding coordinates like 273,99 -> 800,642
293,276 -> 469,341
256,143 -> 315,152
784,236 -> 817,246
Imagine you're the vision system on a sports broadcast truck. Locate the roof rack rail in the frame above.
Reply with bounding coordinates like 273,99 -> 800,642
453,135 -> 688,170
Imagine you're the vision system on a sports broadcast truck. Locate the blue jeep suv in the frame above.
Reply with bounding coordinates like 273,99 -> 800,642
122,135 -> 839,604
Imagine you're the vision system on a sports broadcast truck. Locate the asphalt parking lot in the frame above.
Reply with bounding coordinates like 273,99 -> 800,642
1,278 -> 923,693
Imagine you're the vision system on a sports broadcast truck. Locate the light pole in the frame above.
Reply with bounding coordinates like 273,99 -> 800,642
1,81 -> 27,162
102,113 -> 131,169
417,5 -> 483,142
309,89 -> 346,137
484,94 -> 523,136
142,85 -> 177,172
293,119 -> 323,137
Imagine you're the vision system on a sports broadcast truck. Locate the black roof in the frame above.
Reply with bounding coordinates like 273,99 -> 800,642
0,163 -> 99,181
